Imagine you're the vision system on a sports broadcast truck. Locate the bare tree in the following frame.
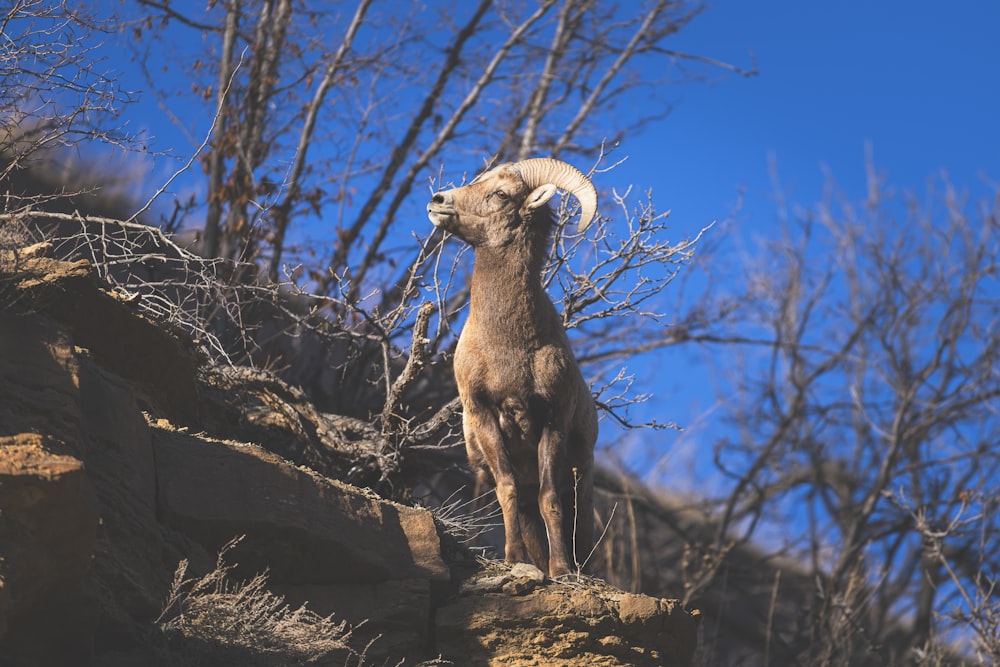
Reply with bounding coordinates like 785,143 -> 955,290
1,1 -> 140,204
673,167 -> 1000,664
125,0 -> 751,288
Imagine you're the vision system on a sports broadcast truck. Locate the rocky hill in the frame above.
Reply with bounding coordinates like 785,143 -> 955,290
0,247 -> 700,665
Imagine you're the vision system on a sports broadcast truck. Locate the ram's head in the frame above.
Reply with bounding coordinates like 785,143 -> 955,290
427,158 -> 597,248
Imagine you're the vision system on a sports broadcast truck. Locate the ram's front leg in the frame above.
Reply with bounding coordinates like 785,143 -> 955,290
464,408 -> 530,564
538,424 -> 572,577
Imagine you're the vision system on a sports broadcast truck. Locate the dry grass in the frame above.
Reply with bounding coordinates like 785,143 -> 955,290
155,538 -> 360,666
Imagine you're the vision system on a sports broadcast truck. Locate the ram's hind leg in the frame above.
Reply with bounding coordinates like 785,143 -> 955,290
538,426 -> 572,577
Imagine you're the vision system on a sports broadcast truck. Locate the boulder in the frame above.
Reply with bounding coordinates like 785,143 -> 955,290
437,566 -> 699,666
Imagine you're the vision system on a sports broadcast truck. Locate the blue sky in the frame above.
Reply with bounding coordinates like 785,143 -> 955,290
614,0 -> 1000,236
603,0 -> 1000,486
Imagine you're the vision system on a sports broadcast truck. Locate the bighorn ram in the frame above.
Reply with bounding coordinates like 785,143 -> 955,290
427,158 -> 598,577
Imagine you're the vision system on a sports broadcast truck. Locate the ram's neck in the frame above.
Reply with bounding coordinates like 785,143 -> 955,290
469,242 -> 551,340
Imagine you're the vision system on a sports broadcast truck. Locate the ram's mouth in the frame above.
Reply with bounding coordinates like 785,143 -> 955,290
426,204 -> 455,229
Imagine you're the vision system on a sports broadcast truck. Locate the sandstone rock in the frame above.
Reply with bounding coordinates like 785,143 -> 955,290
9,256 -> 200,424
461,574 -> 508,594
0,310 -> 191,663
0,312 -> 81,446
151,425 -> 450,585
508,563 -> 546,580
437,571 -> 699,667
459,562 -> 548,596
274,578 -> 433,664
0,313 -> 101,664
503,563 -> 546,595
0,434 -> 99,665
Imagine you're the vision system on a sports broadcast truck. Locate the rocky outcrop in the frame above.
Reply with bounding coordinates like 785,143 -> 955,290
437,564 -> 699,666
0,434 -> 99,665
0,251 -> 699,665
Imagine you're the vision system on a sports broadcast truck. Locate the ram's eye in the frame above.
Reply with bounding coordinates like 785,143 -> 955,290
493,190 -> 509,201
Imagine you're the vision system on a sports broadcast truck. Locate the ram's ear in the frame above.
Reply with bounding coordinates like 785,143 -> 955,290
525,184 -> 557,210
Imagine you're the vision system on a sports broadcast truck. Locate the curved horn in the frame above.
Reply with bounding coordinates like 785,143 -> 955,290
514,158 -> 598,232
